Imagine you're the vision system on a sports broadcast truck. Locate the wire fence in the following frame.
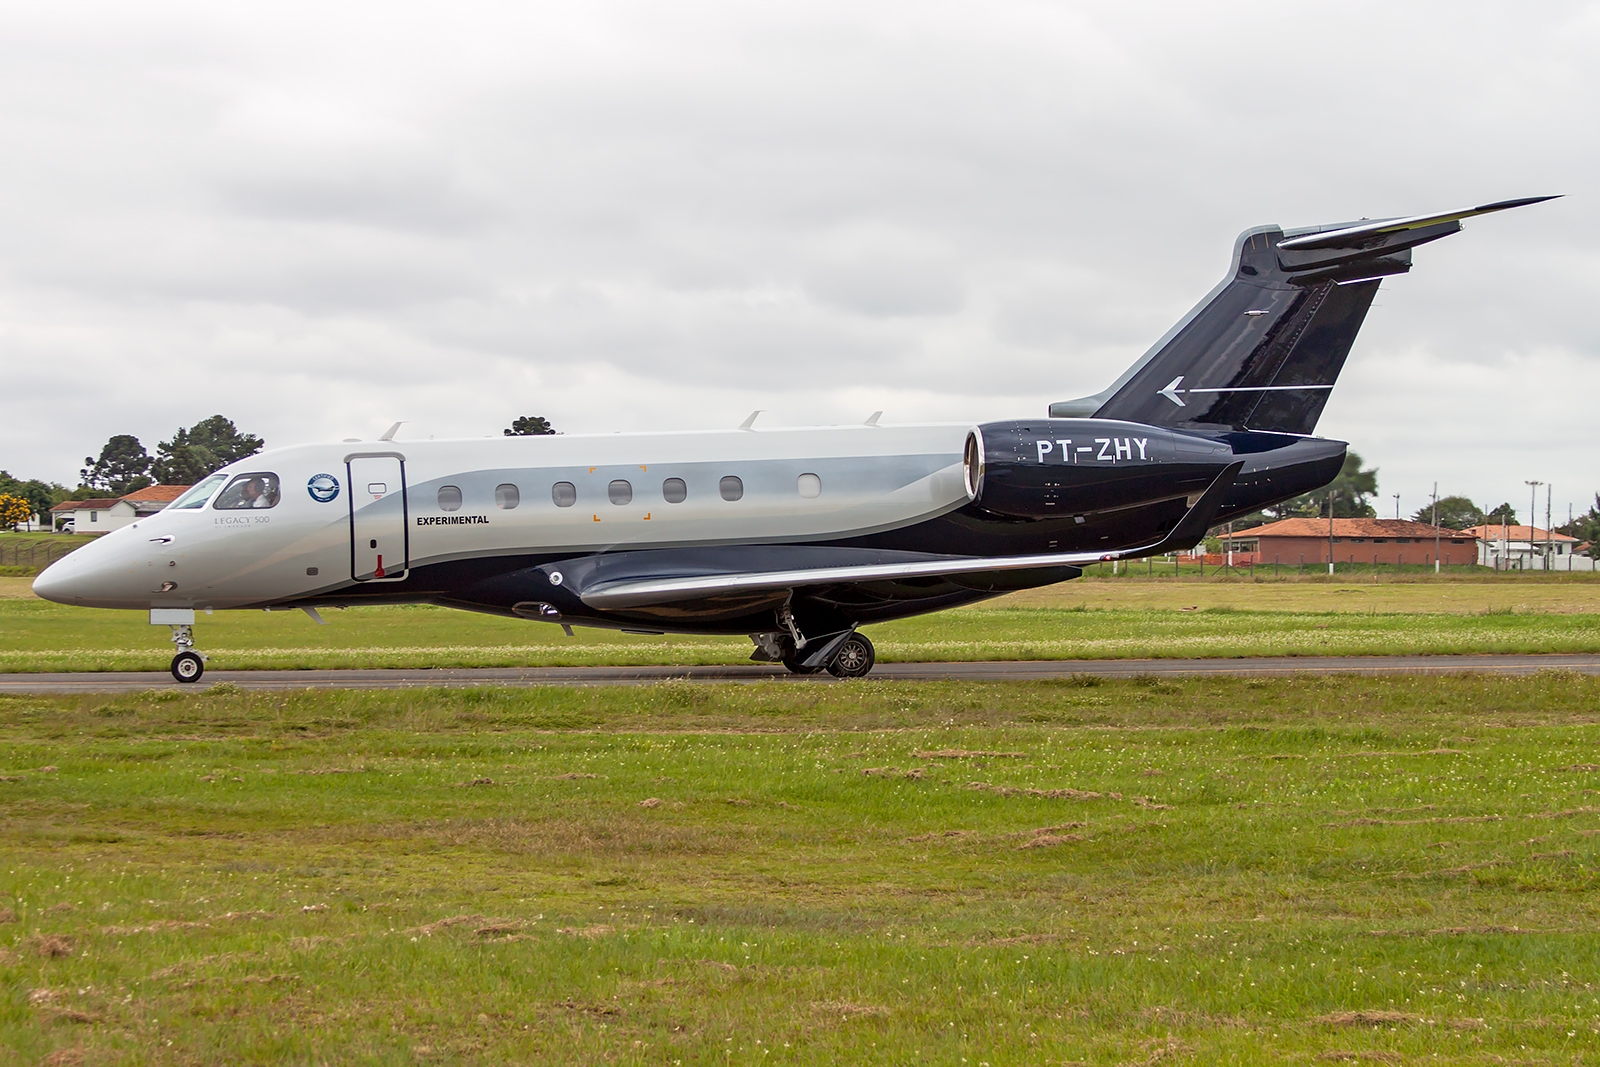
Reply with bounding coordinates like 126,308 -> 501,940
1086,555 -> 1581,580
0,538 -> 85,572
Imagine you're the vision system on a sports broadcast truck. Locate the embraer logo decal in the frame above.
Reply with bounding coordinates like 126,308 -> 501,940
1159,375 -> 1337,407
417,515 -> 489,526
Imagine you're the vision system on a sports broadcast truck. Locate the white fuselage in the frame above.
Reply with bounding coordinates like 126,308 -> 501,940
34,424 -> 973,611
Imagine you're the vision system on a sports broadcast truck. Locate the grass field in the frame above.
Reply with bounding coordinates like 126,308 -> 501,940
2,576 -> 1599,673
4,675 -> 1600,1063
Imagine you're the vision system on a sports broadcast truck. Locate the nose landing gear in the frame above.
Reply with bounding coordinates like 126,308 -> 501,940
167,623 -> 206,683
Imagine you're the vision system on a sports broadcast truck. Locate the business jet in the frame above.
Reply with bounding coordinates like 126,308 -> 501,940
34,198 -> 1552,681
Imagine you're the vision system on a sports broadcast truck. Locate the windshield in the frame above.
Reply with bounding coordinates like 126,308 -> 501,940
168,474 -> 227,510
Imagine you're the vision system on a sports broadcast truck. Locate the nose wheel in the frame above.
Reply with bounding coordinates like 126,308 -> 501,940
171,651 -> 204,683
166,624 -> 207,683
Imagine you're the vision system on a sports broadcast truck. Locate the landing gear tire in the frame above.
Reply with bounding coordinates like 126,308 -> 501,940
826,633 -> 875,679
171,651 -> 204,683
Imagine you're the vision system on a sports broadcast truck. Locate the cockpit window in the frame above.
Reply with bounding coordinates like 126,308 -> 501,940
213,473 -> 282,510
168,474 -> 227,510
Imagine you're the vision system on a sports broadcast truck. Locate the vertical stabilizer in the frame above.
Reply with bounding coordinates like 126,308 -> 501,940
1050,197 -> 1557,435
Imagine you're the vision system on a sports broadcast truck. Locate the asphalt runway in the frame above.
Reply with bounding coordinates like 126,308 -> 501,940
2,653 -> 1597,693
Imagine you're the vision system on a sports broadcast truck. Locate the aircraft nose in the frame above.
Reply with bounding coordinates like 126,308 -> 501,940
31,557 -> 78,604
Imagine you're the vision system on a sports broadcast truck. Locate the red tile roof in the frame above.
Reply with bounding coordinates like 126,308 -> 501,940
49,485 -> 192,512
1461,524 -> 1576,543
121,484 -> 192,503
1241,518 -> 1472,539
50,498 -> 118,512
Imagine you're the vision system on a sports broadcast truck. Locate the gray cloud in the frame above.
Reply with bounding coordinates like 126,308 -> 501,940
1,0 -> 1596,520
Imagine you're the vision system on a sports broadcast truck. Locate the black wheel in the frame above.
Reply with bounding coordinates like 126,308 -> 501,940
171,651 -> 204,683
826,633 -> 874,679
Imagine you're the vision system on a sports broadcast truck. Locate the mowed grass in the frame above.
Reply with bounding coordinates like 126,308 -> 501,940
3,675 -> 1600,1064
3,576 -> 1600,672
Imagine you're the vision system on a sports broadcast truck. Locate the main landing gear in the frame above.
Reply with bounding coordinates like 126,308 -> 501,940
750,624 -> 877,679
824,632 -> 875,679
168,624 -> 206,683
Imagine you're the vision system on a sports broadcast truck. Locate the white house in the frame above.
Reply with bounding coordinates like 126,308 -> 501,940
50,485 -> 192,533
1463,523 -> 1593,572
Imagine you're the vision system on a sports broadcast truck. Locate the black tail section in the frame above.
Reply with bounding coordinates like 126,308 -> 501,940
1051,197 -> 1556,435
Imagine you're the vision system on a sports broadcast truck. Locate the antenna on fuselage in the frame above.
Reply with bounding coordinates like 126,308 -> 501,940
738,410 -> 762,431
864,411 -> 882,426
379,422 -> 406,442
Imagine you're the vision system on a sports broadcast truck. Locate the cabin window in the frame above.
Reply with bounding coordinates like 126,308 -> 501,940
437,486 -> 462,512
170,474 -> 227,510
552,482 -> 577,507
609,480 -> 633,505
662,477 -> 687,504
213,473 -> 282,510
719,476 -> 743,502
495,484 -> 520,510
797,473 -> 821,499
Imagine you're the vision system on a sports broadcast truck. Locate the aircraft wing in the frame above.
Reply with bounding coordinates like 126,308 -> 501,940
571,461 -> 1242,610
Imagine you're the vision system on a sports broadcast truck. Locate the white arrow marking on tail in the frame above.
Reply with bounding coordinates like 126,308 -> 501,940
1160,376 -> 1186,407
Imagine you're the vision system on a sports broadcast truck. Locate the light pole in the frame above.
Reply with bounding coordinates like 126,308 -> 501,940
1546,484 -> 1553,573
1432,482 -> 1440,574
1526,480 -> 1543,572
1393,493 -> 1400,520
1327,490 -> 1337,576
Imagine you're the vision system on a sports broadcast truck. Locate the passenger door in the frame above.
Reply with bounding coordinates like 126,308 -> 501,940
348,454 -> 409,582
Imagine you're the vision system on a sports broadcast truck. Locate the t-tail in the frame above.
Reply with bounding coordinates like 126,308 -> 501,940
1050,196 -> 1558,435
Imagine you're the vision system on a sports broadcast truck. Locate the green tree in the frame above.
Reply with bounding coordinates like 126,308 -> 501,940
1484,502 -> 1517,524
1558,494 -> 1600,559
503,415 -> 557,436
151,416 -> 264,484
81,434 -> 153,495
1411,494 -> 1484,531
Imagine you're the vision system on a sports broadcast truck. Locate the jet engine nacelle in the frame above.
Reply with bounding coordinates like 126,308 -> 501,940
964,419 -> 1234,520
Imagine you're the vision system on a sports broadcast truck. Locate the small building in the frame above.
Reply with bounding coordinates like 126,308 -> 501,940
1462,524 -> 1586,571
50,485 -> 192,533
1231,517 -> 1477,567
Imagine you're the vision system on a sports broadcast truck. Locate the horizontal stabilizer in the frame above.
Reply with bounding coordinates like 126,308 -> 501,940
1276,196 -> 1560,252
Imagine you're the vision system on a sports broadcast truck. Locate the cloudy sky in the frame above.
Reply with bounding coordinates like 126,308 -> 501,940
2,1 -> 1595,522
